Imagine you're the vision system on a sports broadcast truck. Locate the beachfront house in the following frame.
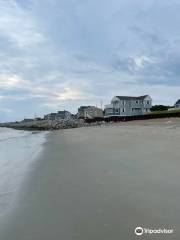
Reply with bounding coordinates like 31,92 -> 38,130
21,118 -> 34,122
78,106 -> 103,119
44,113 -> 57,121
104,95 -> 152,117
56,111 -> 72,120
174,99 -> 180,109
44,110 -> 72,121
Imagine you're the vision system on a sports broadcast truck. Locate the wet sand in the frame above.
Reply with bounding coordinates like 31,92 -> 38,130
1,119 -> 180,239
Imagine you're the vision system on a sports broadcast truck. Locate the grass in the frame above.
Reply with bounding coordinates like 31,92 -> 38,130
146,108 -> 180,115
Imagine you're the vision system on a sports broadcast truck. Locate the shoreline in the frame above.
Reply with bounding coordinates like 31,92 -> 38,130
0,129 -> 49,221
1,116 -> 180,131
1,110 -> 180,131
0,121 -> 180,239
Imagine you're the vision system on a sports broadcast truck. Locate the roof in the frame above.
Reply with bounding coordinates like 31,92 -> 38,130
175,99 -> 180,105
46,113 -> 57,116
115,95 -> 149,100
78,106 -> 93,110
58,110 -> 70,114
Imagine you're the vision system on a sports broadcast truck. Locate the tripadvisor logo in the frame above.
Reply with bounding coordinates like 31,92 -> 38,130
135,226 -> 174,236
135,227 -> 143,236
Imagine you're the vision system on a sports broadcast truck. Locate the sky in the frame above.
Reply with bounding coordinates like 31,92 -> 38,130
0,0 -> 180,121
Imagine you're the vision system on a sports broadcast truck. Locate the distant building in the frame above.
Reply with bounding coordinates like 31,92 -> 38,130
70,114 -> 77,120
78,106 -> 90,118
174,99 -> 180,109
56,111 -> 72,120
44,113 -> 57,121
105,95 -> 152,117
78,106 -> 103,119
44,110 -> 72,121
21,118 -> 34,122
35,117 -> 42,121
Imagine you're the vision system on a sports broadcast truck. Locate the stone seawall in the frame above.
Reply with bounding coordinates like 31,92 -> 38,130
0,119 -> 87,131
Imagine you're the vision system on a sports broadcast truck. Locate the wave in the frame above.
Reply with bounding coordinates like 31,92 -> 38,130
0,127 -> 32,142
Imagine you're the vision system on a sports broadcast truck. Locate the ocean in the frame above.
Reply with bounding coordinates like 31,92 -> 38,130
0,127 -> 47,217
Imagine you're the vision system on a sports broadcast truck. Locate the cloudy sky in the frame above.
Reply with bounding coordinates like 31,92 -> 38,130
0,0 -> 180,121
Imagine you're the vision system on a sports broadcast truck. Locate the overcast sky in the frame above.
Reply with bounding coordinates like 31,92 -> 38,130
0,0 -> 180,121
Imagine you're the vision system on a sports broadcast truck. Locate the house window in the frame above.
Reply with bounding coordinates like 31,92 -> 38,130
147,101 -> 150,104
136,100 -> 138,104
123,108 -> 125,112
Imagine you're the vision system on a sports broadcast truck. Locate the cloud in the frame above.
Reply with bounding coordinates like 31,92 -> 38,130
0,74 -> 25,89
0,0 -> 44,48
56,87 -> 90,101
0,0 -> 180,121
0,107 -> 12,114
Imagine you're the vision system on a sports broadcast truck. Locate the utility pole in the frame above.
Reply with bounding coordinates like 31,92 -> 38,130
100,101 -> 103,109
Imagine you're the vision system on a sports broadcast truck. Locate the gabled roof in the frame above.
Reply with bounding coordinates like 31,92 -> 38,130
115,95 -> 149,100
175,99 -> 180,105
46,113 -> 57,116
79,106 -> 92,110
58,110 -> 70,114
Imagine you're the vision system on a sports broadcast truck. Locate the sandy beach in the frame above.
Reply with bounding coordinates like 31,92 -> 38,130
1,119 -> 180,239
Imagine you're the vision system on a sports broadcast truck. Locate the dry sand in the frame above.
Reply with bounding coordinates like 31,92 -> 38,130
0,118 -> 180,240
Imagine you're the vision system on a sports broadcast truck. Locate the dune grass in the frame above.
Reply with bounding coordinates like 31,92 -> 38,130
147,108 -> 180,115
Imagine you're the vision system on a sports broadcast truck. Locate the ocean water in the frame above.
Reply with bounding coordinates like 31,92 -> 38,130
0,127 -> 47,217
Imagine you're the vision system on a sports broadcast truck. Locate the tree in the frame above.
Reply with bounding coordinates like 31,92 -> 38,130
150,105 -> 170,112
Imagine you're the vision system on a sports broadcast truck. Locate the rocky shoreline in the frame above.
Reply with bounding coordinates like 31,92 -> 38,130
0,119 -> 103,131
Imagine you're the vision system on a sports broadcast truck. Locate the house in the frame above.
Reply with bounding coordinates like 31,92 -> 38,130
78,106 -> 91,118
44,113 -> 57,121
78,106 -> 103,119
105,95 -> 152,117
44,110 -> 72,121
21,118 -> 34,122
35,117 -> 43,121
174,99 -> 180,109
56,111 -> 72,121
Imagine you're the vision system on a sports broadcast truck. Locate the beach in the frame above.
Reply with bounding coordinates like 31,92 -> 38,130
0,119 -> 180,239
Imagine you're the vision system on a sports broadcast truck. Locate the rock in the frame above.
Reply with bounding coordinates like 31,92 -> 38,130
0,118 -> 105,131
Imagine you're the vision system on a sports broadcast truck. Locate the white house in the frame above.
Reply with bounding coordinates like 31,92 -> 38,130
105,95 -> 152,117
175,99 -> 180,109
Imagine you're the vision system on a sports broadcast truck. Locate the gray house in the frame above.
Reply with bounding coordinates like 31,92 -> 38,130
57,111 -> 72,120
105,95 -> 152,117
78,106 -> 103,119
44,113 -> 57,121
44,110 -> 72,121
175,99 -> 180,108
